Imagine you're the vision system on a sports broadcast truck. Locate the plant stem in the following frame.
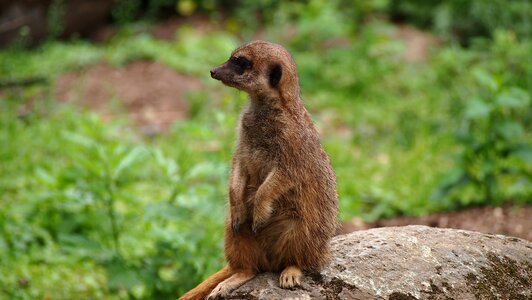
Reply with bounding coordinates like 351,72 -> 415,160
105,180 -> 121,257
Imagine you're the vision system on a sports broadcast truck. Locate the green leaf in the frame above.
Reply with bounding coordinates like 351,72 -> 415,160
430,168 -> 468,201
35,168 -> 56,186
63,131 -> 96,148
495,120 -> 524,140
113,147 -> 146,180
511,145 -> 532,162
59,234 -> 102,257
465,98 -> 491,120
480,160 -> 495,178
472,69 -> 498,92
496,87 -> 530,109
106,259 -> 143,290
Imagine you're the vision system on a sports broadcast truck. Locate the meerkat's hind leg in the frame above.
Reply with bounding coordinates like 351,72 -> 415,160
279,265 -> 302,289
207,271 -> 255,300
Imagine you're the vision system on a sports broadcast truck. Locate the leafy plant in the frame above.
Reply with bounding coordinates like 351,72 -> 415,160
433,70 -> 531,207
47,0 -> 66,40
0,100 -> 228,298
113,0 -> 143,25
389,0 -> 532,43
1,2 -> 531,298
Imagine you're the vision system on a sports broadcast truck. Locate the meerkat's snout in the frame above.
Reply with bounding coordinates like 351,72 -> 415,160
210,47 -> 259,93
209,62 -> 237,86
210,67 -> 221,80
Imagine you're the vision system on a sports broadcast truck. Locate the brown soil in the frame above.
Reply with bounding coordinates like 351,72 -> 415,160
55,60 -> 202,132
341,205 -> 532,241
393,24 -> 438,62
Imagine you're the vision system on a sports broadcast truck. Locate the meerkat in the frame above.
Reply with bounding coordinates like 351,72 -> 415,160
179,41 -> 338,300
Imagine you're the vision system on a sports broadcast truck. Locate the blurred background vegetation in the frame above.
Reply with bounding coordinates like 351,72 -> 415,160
0,0 -> 531,299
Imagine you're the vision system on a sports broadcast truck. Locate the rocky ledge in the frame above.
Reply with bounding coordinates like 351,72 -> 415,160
226,225 -> 531,300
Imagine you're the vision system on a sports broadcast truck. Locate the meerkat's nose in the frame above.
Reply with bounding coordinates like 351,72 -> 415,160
210,69 -> 217,78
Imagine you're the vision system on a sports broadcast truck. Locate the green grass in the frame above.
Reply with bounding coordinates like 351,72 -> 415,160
1,8 -> 531,299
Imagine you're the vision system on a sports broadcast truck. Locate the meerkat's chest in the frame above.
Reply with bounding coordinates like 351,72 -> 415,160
239,110 -> 283,152
238,127 -> 276,176
237,112 -> 283,184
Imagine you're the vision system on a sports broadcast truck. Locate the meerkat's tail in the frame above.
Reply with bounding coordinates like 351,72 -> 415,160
178,266 -> 233,300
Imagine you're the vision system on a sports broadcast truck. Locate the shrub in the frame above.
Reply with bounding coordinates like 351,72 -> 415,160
389,0 -> 532,43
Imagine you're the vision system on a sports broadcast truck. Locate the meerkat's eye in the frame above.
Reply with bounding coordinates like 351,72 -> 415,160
230,56 -> 252,74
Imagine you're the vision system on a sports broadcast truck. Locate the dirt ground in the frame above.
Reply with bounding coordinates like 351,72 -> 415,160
393,24 -> 438,62
341,205 -> 531,241
55,60 -> 202,133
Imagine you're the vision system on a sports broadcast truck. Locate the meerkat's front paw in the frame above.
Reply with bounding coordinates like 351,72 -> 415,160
279,266 -> 302,289
251,202 -> 273,233
231,213 -> 244,235
251,217 -> 265,234
230,208 -> 246,235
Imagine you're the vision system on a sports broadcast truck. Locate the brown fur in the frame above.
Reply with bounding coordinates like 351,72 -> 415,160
179,41 -> 338,300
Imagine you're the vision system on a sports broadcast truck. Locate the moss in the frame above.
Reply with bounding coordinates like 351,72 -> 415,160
505,237 -> 521,243
421,280 -> 455,300
308,272 -> 324,282
435,265 -> 442,275
441,282 -> 451,291
320,278 -> 358,300
226,293 -> 257,300
334,264 -> 347,272
465,252 -> 532,299
308,273 -> 361,300
388,292 -> 417,300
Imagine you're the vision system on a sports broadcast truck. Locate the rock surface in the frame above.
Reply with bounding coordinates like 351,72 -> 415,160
227,225 -> 531,300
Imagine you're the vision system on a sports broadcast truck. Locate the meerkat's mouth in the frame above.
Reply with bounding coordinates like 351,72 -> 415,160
216,77 -> 239,89
220,79 -> 237,87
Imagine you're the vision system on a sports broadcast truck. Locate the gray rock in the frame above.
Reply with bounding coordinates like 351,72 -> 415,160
227,225 -> 532,300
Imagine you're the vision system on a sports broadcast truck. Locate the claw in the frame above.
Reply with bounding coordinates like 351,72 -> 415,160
279,266 -> 302,289
252,221 -> 262,234
232,221 -> 240,235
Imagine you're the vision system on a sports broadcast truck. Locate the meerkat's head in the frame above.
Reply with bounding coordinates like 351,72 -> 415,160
210,41 -> 300,101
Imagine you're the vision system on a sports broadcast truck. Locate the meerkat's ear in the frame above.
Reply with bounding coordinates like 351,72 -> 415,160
269,64 -> 282,88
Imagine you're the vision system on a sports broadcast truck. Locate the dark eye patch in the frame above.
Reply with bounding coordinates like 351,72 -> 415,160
230,56 -> 252,74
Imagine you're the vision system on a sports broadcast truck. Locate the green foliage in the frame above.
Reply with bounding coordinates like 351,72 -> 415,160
0,1 -> 531,298
113,0 -> 143,25
389,0 -> 532,43
0,100 -> 229,298
0,29 -> 237,80
47,0 -> 66,40
430,30 -> 532,208
109,0 -> 529,43
432,68 -> 531,208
